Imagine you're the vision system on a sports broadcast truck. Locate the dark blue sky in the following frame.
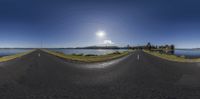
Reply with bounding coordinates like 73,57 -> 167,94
0,0 -> 200,48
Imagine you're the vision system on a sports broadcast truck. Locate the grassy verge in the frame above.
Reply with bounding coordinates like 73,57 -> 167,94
43,49 -> 130,63
0,50 -> 34,62
143,50 -> 200,63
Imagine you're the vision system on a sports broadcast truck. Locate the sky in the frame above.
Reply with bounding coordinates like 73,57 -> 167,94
0,0 -> 200,48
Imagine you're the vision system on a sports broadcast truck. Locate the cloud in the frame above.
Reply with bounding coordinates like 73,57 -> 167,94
103,40 -> 114,45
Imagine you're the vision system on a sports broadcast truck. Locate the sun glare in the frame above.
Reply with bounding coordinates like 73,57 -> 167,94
96,31 -> 106,38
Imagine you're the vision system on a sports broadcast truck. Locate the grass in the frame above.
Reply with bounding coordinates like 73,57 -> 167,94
144,50 -> 200,63
43,49 -> 131,63
0,50 -> 34,62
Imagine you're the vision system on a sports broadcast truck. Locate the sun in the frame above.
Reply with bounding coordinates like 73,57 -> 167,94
96,31 -> 106,38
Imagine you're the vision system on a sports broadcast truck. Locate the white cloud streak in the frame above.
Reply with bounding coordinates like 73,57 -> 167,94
103,40 -> 114,45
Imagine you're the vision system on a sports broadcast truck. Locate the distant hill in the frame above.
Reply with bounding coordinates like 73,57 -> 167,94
76,46 -> 121,49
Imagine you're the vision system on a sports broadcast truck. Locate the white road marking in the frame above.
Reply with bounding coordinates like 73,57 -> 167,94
137,54 -> 140,60
38,53 -> 40,57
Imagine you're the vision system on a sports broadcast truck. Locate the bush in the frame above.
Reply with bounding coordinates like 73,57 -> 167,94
85,54 -> 97,56
112,51 -> 121,54
72,53 -> 84,56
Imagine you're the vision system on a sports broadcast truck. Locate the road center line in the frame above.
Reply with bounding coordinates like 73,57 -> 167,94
137,54 -> 140,60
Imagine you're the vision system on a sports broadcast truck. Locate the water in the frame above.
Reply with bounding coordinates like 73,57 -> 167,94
0,49 -> 31,57
174,49 -> 200,58
50,49 -> 128,55
1,48 -> 199,58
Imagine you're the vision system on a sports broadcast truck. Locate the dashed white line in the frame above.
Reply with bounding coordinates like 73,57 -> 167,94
137,54 -> 140,60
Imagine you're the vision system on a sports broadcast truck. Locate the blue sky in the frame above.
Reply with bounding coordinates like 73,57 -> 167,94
0,0 -> 200,48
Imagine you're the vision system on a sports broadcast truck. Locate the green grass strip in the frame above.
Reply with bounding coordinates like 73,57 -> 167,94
144,50 -> 200,63
0,50 -> 34,62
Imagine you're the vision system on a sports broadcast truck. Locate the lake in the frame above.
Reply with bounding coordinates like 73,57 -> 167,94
50,49 -> 129,55
0,49 -> 32,57
174,49 -> 200,58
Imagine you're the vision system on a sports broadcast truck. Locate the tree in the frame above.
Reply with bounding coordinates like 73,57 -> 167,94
146,42 -> 151,50
165,45 -> 169,49
170,45 -> 175,50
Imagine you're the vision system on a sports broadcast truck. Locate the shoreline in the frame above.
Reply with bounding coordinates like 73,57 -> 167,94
144,50 -> 200,63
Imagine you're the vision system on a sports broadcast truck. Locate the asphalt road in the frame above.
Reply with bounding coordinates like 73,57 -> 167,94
0,49 -> 200,99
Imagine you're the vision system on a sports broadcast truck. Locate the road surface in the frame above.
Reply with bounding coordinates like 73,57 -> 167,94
0,49 -> 200,99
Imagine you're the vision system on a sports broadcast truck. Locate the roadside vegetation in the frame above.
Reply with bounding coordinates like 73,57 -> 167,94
0,50 -> 34,62
44,49 -> 131,63
144,50 -> 200,63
